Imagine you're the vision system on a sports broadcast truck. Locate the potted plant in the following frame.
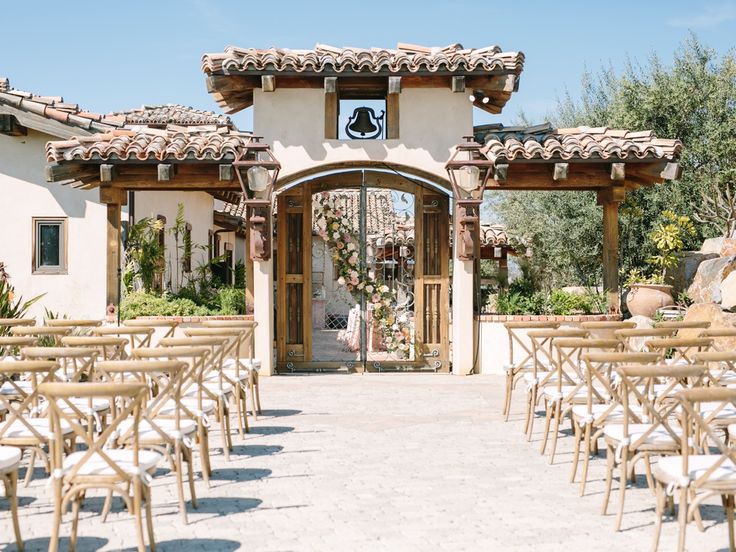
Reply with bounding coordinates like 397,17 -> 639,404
625,211 -> 696,317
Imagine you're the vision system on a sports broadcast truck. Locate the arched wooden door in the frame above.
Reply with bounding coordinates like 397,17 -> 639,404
275,176 -> 449,373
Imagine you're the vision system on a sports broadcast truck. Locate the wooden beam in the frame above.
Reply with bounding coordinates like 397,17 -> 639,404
0,113 -> 27,136
324,77 -> 338,140
610,163 -> 626,181
388,76 -> 402,95
100,164 -> 115,182
386,88 -> 400,139
219,164 -> 234,181
471,99 -> 503,114
494,164 -> 508,183
465,74 -> 517,93
451,76 -> 465,93
99,186 -> 127,206
261,75 -> 276,92
600,192 -> 621,314
157,163 -> 174,181
553,163 -> 568,182
206,74 -> 260,94
106,201 -> 122,310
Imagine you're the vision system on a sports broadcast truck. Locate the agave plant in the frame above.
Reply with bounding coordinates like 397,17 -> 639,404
0,275 -> 44,335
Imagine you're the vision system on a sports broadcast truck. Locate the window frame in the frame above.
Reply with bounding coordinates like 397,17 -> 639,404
32,217 -> 68,275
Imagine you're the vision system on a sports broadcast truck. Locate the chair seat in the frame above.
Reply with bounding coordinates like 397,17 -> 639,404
700,402 -> 736,421
157,398 -> 216,418
1,417 -> 73,440
523,372 -> 567,386
0,381 -> 33,396
572,404 -> 644,424
63,449 -> 161,477
119,418 -> 198,444
222,358 -> 261,371
655,455 -> 736,486
604,423 -> 680,447
183,383 -> 233,398
57,397 -> 110,415
0,445 -> 21,472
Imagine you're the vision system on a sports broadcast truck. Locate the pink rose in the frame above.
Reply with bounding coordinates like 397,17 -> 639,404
372,293 -> 380,303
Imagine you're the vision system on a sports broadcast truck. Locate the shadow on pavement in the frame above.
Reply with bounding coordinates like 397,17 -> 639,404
9,536 -> 108,551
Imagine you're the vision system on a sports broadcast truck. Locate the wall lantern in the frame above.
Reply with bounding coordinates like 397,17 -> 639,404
445,135 -> 493,261
233,137 -> 281,261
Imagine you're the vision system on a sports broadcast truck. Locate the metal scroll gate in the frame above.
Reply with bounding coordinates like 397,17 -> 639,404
275,173 -> 450,373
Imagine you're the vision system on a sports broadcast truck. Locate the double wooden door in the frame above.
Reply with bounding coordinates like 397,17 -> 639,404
276,179 -> 449,372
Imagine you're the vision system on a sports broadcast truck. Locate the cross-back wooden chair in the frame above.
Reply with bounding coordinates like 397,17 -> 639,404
602,364 -> 709,531
123,319 -> 179,342
0,360 -> 67,486
92,326 -> 155,353
0,318 -> 35,338
41,381 -> 159,552
652,387 -> 736,552
501,321 -> 560,421
201,320 -> 262,414
11,325 -> 72,347
523,328 -> 588,440
698,327 -> 736,352
541,337 -> 622,464
131,346 -> 214,486
646,337 -> 714,366
62,336 -> 128,362
615,327 -> 676,353
184,327 -> 257,430
574,351 -> 662,496
0,336 -> 37,360
692,351 -> 736,387
96,359 -> 197,524
0,443 -> 23,550
158,336 -> 235,459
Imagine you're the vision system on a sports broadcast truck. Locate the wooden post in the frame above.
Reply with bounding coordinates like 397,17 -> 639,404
598,186 -> 624,314
100,187 -> 127,313
244,229 -> 255,313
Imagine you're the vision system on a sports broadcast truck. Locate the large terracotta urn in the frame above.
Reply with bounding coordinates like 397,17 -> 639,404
625,283 -> 675,317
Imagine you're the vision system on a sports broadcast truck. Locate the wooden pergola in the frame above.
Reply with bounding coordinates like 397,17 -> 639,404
465,123 -> 683,310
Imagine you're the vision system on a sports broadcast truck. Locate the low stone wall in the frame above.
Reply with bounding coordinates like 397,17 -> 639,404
132,315 -> 255,344
475,314 -> 622,375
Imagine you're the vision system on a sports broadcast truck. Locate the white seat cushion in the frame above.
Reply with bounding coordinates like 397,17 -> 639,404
700,402 -> 736,420
119,418 -> 197,443
183,383 -> 233,398
1,417 -> 73,439
604,423 -> 680,447
63,448 -> 161,477
157,398 -> 216,417
57,397 -> 110,415
655,454 -> 736,485
0,381 -> 33,396
222,358 -> 261,371
572,404 -> 644,424
0,445 -> 21,471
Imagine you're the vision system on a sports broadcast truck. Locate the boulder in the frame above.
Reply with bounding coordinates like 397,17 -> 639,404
626,315 -> 654,351
723,271 -> 736,310
680,303 -> 736,348
687,255 -> 736,304
667,251 -> 718,294
701,237 -> 725,255
721,238 -> 736,257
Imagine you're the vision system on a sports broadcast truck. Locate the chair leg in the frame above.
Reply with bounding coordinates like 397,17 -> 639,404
70,493 -> 81,550
241,387 -> 250,434
580,425 -> 592,496
651,480 -> 665,552
101,490 -> 114,522
527,387 -> 539,441
253,373 -> 262,414
601,444 -> 614,515
133,481 -> 146,552
218,400 -> 231,461
677,486 -> 688,552
615,451 -> 628,531
644,454 -> 655,494
503,371 -> 513,420
523,390 -> 533,435
548,401 -> 562,464
173,441 -> 188,524
539,399 -> 553,454
570,420 -> 582,482
23,449 -> 36,487
691,487 -> 705,532
233,387 -> 245,440
185,446 -> 197,509
6,471 -> 23,552
49,480 -> 63,552
726,494 -> 736,552
144,485 -> 156,552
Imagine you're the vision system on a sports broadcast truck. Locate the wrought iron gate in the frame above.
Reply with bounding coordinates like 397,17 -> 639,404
276,174 -> 449,372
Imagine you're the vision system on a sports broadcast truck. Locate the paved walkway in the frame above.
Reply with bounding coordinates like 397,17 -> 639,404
0,374 -> 730,551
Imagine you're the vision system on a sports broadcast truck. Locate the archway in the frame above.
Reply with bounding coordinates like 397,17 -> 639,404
273,166 -> 451,373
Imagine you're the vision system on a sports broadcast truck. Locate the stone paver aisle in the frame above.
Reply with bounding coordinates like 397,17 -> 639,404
0,374 -> 728,550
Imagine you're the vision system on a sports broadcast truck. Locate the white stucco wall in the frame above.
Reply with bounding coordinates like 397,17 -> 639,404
254,87 -> 472,183
0,129 -> 109,318
133,191 -> 213,290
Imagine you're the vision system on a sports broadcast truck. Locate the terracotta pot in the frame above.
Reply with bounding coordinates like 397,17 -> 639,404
625,284 -> 675,318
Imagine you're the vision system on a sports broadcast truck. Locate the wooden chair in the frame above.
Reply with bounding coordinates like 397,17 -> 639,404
96,360 -> 197,524
159,337 -> 235,459
0,336 -> 37,359
61,336 -> 128,361
500,321 -> 560,421
0,360 -> 67,486
524,328 -> 588,440
0,444 -> 23,550
41,381 -> 158,552
574,351 -> 662,496
131,346 -> 214,487
0,319 -> 35,337
11,326 -> 72,346
646,337 -> 713,366
123,318 -> 179,341
692,351 -> 736,387
92,326 -> 155,351
652,387 -> 736,552
615,327 -> 676,353
602,364 -> 708,531
699,327 -> 736,352
540,337 -> 621,463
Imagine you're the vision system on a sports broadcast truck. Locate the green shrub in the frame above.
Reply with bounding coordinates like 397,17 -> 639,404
121,291 -> 212,319
216,287 -> 246,315
492,288 -> 606,315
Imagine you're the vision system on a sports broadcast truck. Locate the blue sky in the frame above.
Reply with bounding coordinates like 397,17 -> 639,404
1,0 -> 734,130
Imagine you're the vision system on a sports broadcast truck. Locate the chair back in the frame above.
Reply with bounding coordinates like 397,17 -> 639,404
21,347 -> 97,382
551,338 -> 621,399
92,326 -> 155,349
201,320 -> 258,358
0,336 -> 37,359
61,336 -> 128,361
11,326 -> 72,346
615,327 -> 676,352
123,318 -> 179,339
654,320 -> 711,330
527,329 -> 588,382
502,322 -> 560,371
645,337 -> 713,365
